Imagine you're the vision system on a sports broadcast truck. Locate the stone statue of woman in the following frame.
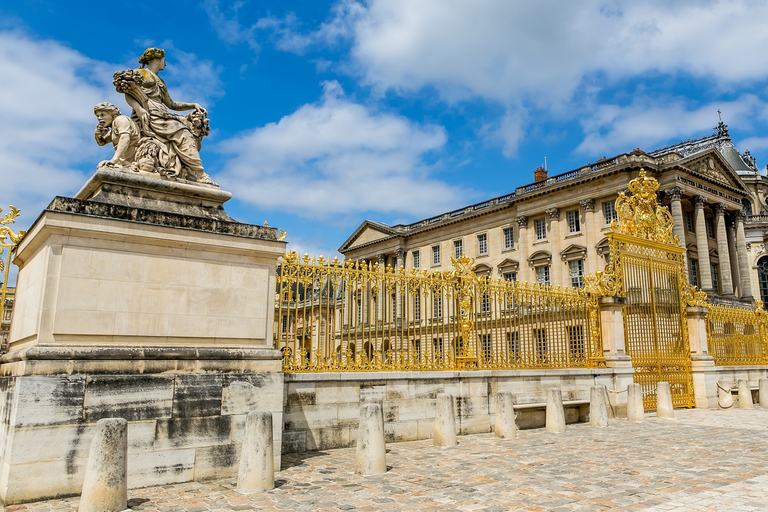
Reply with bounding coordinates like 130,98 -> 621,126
113,47 -> 215,185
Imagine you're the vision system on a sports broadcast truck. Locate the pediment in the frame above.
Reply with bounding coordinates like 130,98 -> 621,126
679,149 -> 748,192
339,220 -> 398,253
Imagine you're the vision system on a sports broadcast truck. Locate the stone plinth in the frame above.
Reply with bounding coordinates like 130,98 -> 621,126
0,170 -> 286,505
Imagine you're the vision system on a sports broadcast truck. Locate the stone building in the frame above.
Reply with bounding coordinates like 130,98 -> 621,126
340,122 -> 766,305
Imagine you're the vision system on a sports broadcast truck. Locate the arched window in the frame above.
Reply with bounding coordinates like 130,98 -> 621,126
758,256 -> 768,310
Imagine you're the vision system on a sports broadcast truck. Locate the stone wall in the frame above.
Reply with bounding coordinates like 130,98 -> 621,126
281,368 -> 634,453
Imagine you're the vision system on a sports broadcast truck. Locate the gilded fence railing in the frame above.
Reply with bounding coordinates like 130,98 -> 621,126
275,252 -> 603,372
706,301 -> 768,366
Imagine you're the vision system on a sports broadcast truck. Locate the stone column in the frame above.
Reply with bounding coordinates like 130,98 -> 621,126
693,196 -> 714,293
516,215 -> 529,282
735,212 -> 753,301
714,203 -> 734,297
580,199 -> 596,273
667,187 -> 687,264
546,208 -> 562,286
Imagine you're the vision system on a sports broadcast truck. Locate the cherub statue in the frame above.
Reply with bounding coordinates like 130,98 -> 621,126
93,102 -> 140,169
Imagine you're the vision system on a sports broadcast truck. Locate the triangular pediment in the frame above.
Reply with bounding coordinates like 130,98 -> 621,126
339,220 -> 399,253
678,149 -> 748,193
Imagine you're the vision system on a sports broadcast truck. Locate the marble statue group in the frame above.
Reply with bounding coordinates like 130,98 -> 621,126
94,47 -> 216,186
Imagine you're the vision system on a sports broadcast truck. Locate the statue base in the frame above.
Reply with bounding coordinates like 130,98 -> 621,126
0,169 -> 286,505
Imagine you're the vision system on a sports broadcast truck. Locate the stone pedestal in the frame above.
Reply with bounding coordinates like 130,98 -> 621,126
0,170 -> 286,505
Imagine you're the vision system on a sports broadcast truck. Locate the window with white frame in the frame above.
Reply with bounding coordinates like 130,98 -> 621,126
536,265 -> 550,286
569,259 -> 585,288
603,201 -> 618,225
503,227 -> 514,250
567,210 -> 581,233
454,239 -> 463,258
413,250 -> 420,269
477,233 -> 487,255
535,218 -> 547,240
432,245 -> 440,265
689,259 -> 699,287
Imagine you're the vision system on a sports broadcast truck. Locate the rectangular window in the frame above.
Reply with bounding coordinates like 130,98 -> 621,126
603,201 -> 617,225
477,233 -> 487,255
433,291 -> 443,318
567,210 -> 581,233
413,250 -> 420,269
569,326 -> 585,359
432,245 -> 440,265
414,291 -> 420,321
690,259 -> 699,287
536,265 -> 550,286
569,259 -> 585,288
711,264 -> 719,293
706,218 -> 715,238
684,211 -> 694,233
503,227 -> 514,250
535,218 -> 547,240
454,239 -> 463,258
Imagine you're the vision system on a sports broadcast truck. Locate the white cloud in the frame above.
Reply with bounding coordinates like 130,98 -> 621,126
215,81 -> 466,218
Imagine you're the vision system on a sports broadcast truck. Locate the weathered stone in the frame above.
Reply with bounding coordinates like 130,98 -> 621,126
656,381 -> 675,419
79,418 -> 127,512
545,388 -> 566,433
718,380 -> 734,409
355,403 -> 386,475
589,386 -> 608,428
494,392 -> 517,439
433,393 -> 457,447
759,378 -> 768,407
237,411 -> 274,494
626,384 -> 644,422
738,380 -> 754,409
172,375 -> 222,418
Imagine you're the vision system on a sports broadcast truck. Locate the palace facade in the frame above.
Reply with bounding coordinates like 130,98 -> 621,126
340,122 -> 768,305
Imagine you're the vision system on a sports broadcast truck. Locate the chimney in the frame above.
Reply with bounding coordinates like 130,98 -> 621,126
533,166 -> 548,182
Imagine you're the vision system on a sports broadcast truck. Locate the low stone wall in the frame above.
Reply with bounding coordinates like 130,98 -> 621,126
282,368 -> 634,454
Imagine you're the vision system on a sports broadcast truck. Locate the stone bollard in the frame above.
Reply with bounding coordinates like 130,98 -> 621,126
433,393 -> 457,447
355,403 -> 386,474
759,378 -> 768,407
738,380 -> 754,410
78,418 -> 128,512
656,381 -> 674,419
626,383 -> 644,423
237,411 -> 274,494
545,388 -> 566,434
718,380 -> 733,409
589,386 -> 608,428
494,392 -> 517,439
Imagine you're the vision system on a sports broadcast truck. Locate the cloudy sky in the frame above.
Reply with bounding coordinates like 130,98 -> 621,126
3,0 -> 768,260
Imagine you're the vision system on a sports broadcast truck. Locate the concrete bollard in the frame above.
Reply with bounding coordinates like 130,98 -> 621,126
738,380 -> 754,410
78,418 -> 128,512
237,411 -> 274,494
759,378 -> 768,407
626,383 -> 645,423
656,382 -> 674,419
433,393 -> 457,447
494,392 -> 517,439
589,386 -> 608,428
355,403 -> 386,474
718,380 -> 734,409
545,388 -> 566,434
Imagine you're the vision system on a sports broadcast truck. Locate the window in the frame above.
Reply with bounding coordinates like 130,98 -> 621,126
706,218 -> 715,238
503,227 -> 514,250
432,245 -> 441,265
413,250 -> 420,269
454,239 -> 463,258
536,265 -> 550,286
711,264 -> 719,293
569,259 -> 585,288
535,218 -> 547,240
477,233 -> 487,255
569,326 -> 585,359
603,201 -> 617,225
414,291 -> 421,321
433,291 -> 443,318
689,259 -> 699,287
567,210 -> 581,233
684,211 -> 694,233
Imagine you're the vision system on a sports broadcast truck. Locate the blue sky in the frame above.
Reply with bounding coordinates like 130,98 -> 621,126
4,0 -> 768,260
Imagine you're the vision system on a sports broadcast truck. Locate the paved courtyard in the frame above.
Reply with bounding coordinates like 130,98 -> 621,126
10,407 -> 768,511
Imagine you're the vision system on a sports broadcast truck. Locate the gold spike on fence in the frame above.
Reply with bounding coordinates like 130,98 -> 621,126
274,251 -> 604,372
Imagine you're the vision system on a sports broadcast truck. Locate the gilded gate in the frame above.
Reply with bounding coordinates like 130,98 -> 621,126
585,170 -> 696,410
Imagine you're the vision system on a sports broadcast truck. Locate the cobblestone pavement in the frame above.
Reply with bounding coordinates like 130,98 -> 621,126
9,407 -> 768,511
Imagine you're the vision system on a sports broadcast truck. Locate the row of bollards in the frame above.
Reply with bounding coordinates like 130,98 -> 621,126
80,377 -> 768,508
